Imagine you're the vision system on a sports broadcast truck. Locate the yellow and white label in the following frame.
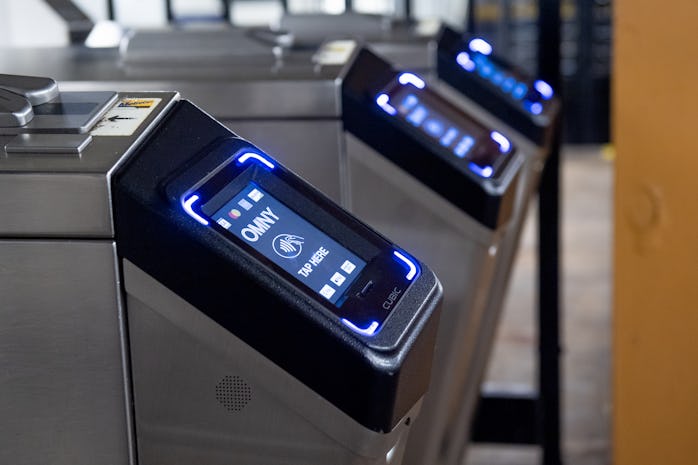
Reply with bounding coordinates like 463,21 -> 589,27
313,40 -> 357,66
91,97 -> 162,136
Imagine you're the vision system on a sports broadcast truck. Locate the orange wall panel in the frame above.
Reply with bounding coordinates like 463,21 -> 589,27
614,2 -> 698,465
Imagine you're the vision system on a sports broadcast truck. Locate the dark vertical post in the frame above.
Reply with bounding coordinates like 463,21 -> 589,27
43,0 -> 94,44
577,0 -> 594,141
499,0 -> 511,56
466,0 -> 476,32
165,0 -> 174,23
107,0 -> 115,21
221,0 -> 231,23
537,0 -> 563,464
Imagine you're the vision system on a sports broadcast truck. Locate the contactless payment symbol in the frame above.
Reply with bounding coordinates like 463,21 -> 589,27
273,234 -> 305,259
228,209 -> 242,219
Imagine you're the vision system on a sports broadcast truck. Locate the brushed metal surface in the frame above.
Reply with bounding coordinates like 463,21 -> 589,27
0,91 -> 178,237
5,133 -> 93,155
369,41 -> 435,73
0,172 -> 111,237
346,135 -> 505,465
59,80 -> 341,120
121,28 -> 277,65
0,240 -> 130,465
123,259 -> 417,465
0,47 -> 343,119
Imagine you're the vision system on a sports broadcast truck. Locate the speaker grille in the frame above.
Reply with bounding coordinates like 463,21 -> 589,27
215,375 -> 252,412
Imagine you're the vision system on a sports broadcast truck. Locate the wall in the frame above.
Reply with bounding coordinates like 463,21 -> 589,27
613,1 -> 698,464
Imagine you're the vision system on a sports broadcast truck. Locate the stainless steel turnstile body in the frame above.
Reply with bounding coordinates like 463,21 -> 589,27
0,85 -> 178,465
278,12 -> 438,73
345,137 -> 513,465
0,77 -> 437,465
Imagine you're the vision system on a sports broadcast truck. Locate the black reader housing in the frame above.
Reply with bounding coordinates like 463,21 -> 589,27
341,47 -> 523,230
112,100 -> 442,433
437,25 -> 561,148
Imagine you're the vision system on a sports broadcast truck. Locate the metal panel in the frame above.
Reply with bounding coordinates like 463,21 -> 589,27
0,240 -> 130,465
123,259 -> 417,465
0,47 -> 342,119
345,134 -> 503,465
0,172 -> 111,237
0,91 -> 179,237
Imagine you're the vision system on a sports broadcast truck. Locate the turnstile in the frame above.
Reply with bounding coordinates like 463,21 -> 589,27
0,74 -> 442,465
342,49 -> 524,465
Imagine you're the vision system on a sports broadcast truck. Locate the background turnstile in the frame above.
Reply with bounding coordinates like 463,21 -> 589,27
341,48 -> 524,465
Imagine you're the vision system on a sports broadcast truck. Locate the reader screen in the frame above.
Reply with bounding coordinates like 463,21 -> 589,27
211,182 -> 366,305
378,77 -> 511,177
394,86 -> 476,158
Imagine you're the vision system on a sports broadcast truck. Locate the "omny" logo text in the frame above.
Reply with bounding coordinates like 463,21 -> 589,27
241,207 -> 279,242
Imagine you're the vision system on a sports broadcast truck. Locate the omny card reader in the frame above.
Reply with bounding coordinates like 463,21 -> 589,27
0,74 -> 442,465
436,26 -> 561,150
342,49 -> 524,465
114,97 -> 443,463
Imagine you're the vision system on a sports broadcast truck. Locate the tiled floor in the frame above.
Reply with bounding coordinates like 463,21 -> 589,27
466,146 -> 613,465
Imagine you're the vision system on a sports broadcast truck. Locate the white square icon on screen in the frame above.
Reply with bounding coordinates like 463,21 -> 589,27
320,284 -> 336,300
238,198 -> 253,210
248,189 -> 264,202
330,272 -> 346,286
340,260 -> 356,274
216,218 -> 232,229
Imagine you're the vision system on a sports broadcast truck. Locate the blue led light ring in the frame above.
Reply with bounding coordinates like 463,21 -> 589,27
340,250 -> 419,336
376,72 -> 428,116
490,131 -> 512,154
468,163 -> 494,178
392,250 -> 419,281
525,101 -> 544,115
236,151 -> 276,169
534,79 -> 554,100
182,194 -> 209,225
397,72 -> 426,89
468,37 -> 493,55
376,93 -> 397,115
342,319 -> 380,336
456,52 -> 476,72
